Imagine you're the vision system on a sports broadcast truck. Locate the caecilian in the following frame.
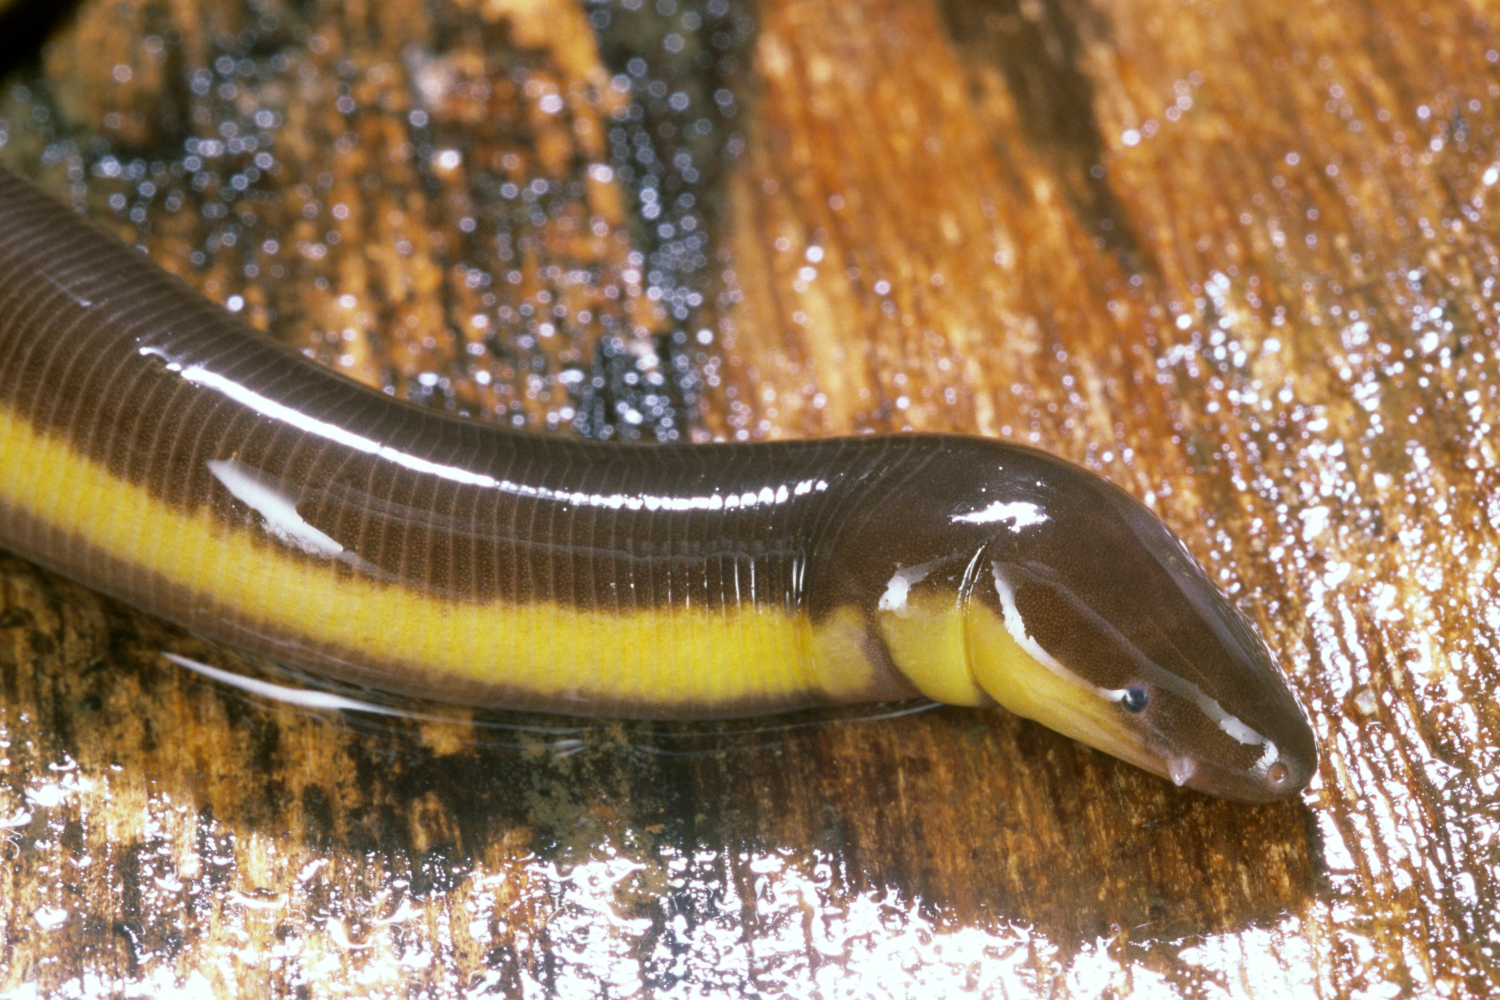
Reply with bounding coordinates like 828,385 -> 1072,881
0,164 -> 1317,802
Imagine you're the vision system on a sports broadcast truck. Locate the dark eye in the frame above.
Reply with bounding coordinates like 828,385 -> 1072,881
1120,685 -> 1149,713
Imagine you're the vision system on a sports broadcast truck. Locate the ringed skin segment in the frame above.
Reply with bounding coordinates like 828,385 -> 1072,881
0,165 -> 1317,801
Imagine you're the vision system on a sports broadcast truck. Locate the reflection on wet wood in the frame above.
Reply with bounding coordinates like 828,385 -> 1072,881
0,0 -> 1496,995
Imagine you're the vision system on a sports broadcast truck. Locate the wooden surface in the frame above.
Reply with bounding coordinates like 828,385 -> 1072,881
0,0 -> 1496,995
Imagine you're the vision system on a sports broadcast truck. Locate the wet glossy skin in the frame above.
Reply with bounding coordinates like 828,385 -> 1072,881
0,164 -> 1316,801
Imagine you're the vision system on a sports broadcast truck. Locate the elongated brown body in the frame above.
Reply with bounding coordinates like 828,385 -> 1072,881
0,164 -> 1316,800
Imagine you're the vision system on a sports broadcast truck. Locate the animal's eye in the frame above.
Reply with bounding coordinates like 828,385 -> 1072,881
1120,684 -> 1149,713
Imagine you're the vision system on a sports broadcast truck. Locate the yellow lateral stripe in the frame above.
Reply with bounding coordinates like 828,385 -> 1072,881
0,403 -> 882,709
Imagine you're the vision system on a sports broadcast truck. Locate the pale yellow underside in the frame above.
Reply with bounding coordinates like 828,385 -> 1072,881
876,594 -> 987,706
873,592 -> 1156,775
965,602 -> 1159,776
0,403 -> 886,711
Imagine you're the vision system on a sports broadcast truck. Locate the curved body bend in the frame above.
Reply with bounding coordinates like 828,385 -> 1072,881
0,164 -> 1316,801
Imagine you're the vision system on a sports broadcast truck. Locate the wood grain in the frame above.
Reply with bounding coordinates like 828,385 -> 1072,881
0,0 -> 1496,995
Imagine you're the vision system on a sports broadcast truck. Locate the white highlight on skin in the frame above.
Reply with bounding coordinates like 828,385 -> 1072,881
990,562 -> 1283,780
163,654 -> 585,751
207,458 -> 346,559
140,347 -> 504,488
990,564 -> 1071,676
877,558 -> 942,617
952,499 -> 1048,529
142,345 -> 827,512
163,652 -> 416,716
